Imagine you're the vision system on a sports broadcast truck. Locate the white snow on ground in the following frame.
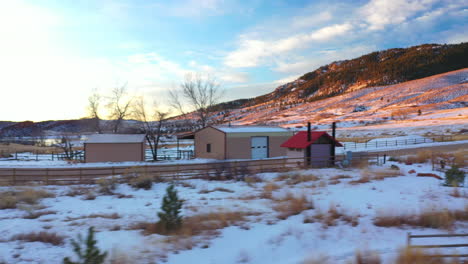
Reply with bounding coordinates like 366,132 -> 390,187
0,160 -> 467,264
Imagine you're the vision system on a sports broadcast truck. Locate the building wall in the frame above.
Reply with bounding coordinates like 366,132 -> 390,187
286,148 -> 304,159
194,127 -> 225,159
226,132 -> 292,159
85,142 -> 145,163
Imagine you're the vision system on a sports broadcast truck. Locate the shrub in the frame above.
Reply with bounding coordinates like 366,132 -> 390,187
63,227 -> 107,264
274,193 -> 314,220
444,166 -> 465,187
130,175 -> 153,190
96,177 -> 118,195
0,189 -> 55,209
157,185 -> 183,233
12,231 -> 65,245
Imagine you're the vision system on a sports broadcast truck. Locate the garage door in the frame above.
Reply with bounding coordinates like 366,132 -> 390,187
310,144 -> 331,167
251,136 -> 268,159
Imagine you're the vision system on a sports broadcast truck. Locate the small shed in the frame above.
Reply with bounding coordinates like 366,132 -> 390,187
84,134 -> 146,163
194,126 -> 292,160
280,131 -> 342,167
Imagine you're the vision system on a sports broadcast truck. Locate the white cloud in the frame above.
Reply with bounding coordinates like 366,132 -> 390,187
360,0 -> 436,30
156,0 -> 227,18
274,75 -> 301,85
224,23 -> 352,68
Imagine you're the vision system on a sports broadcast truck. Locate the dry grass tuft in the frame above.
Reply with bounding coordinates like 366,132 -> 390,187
395,247 -> 466,264
349,175 -> 371,185
273,193 -> 314,220
374,206 -> 468,230
260,182 -> 281,199
0,188 -> 55,209
198,187 -> 234,194
372,169 -> 403,181
129,174 -> 154,190
23,210 -> 57,219
11,231 -> 65,245
304,205 -> 359,227
285,173 -> 319,185
452,149 -> 467,167
96,177 -> 118,195
354,250 -> 381,264
131,211 -> 257,237
330,174 -> 352,181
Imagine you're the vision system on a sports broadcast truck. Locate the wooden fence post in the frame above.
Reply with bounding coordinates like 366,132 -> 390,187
79,168 -> 83,184
407,232 -> 411,246
45,168 -> 49,185
13,168 -> 16,185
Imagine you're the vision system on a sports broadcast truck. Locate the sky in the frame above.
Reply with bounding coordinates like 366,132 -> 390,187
1,0 -> 467,122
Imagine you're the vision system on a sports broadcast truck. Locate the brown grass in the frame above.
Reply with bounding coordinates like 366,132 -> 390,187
330,174 -> 352,180
304,205 -> 359,228
395,247 -> 467,264
355,250 -> 381,264
453,149 -> 467,167
23,210 -> 57,219
0,188 -> 55,209
65,213 -> 121,221
372,169 -> 403,180
260,182 -> 281,199
349,175 -> 371,185
131,211 -> 257,237
96,177 -> 118,195
0,143 -> 61,154
374,206 -> 468,230
11,231 -> 65,245
198,187 -> 234,194
273,193 -> 314,220
285,173 -> 319,185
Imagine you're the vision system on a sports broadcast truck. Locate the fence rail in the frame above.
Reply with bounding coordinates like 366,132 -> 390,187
0,154 -> 381,185
342,135 -> 453,151
407,232 -> 468,258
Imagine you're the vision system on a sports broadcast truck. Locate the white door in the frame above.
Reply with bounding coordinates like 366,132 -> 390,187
251,136 -> 268,159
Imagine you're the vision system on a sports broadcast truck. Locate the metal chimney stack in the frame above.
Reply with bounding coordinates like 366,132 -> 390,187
307,122 -> 311,141
331,122 -> 336,166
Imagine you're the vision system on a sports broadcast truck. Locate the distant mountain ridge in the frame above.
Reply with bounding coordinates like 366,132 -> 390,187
220,42 -> 468,109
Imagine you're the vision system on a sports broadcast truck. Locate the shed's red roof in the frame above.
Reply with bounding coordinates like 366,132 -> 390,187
280,131 -> 343,149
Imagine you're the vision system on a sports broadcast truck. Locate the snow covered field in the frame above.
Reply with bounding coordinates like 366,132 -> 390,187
1,160 -> 467,263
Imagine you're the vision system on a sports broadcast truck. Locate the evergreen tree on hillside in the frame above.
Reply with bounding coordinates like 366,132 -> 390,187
158,184 -> 183,232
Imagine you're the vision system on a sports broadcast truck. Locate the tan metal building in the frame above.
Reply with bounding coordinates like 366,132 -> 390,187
194,126 -> 292,160
84,134 -> 146,163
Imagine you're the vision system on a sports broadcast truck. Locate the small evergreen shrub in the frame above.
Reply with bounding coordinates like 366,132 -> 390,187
63,227 -> 107,264
157,184 -> 183,232
444,166 -> 466,187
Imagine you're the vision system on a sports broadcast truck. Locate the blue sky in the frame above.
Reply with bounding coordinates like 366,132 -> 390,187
1,0 -> 467,121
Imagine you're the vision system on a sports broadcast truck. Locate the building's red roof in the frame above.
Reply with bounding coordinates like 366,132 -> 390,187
280,131 -> 343,149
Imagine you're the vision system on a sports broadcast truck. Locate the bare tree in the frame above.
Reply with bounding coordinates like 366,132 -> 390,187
169,73 -> 223,129
107,84 -> 132,133
56,134 -> 76,160
133,97 -> 169,161
87,90 -> 102,133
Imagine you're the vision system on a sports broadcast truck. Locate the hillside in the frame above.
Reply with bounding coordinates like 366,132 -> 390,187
223,68 -> 467,136
246,42 -> 468,106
